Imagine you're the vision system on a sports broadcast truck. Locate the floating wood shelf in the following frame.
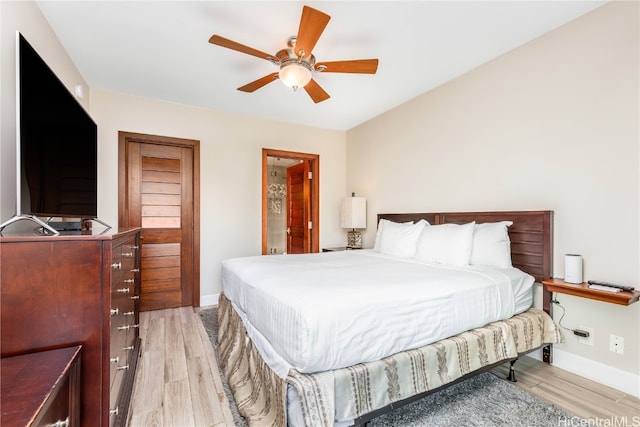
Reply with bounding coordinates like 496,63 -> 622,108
543,278 -> 640,306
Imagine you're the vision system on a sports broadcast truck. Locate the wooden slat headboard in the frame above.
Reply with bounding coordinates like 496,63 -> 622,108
377,211 -> 553,283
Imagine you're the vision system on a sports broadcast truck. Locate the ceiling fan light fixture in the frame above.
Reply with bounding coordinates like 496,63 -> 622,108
279,62 -> 312,91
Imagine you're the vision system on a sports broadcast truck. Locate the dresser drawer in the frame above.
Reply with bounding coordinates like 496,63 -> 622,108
108,380 -> 123,427
109,324 -> 127,388
111,284 -> 135,318
109,356 -> 128,414
110,239 -> 137,284
120,245 -> 137,275
110,246 -> 125,285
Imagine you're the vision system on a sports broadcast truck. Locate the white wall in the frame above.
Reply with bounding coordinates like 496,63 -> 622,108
90,90 -> 347,304
347,1 -> 639,395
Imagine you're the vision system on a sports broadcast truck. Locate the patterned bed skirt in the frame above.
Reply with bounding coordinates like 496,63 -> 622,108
217,294 -> 564,427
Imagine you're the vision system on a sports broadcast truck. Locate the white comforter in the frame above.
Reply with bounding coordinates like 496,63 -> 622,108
221,250 -> 533,378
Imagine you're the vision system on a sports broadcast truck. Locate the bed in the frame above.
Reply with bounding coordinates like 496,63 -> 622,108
218,210 -> 563,427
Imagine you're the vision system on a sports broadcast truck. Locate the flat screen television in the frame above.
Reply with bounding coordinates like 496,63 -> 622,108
16,32 -> 98,221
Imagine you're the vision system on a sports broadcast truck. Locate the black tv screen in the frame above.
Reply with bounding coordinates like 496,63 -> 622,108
18,33 -> 97,218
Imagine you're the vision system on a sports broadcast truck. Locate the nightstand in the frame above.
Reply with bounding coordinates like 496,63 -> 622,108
1,345 -> 81,427
322,246 -> 362,252
542,278 -> 640,306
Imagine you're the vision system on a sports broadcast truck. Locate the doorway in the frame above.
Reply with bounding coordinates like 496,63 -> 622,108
119,131 -> 200,310
262,148 -> 319,255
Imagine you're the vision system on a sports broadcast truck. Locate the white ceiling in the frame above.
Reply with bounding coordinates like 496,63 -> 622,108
36,1 -> 606,131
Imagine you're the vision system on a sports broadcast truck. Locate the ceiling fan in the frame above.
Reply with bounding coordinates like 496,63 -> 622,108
208,5 -> 379,103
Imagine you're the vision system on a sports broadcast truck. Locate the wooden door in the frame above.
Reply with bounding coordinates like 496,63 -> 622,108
119,132 -> 200,311
261,148 -> 319,254
286,162 -> 310,254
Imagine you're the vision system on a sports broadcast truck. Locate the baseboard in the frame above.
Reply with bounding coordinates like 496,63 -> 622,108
200,293 -> 219,308
552,349 -> 640,398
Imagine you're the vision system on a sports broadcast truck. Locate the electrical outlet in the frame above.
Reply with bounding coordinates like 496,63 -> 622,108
609,335 -> 624,355
578,326 -> 594,346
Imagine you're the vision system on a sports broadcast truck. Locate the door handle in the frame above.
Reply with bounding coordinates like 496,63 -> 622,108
286,227 -> 291,235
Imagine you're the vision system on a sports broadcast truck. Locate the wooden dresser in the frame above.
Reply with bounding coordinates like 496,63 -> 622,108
0,229 -> 141,427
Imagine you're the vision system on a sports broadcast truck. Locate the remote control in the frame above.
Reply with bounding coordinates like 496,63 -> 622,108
588,284 -> 622,293
587,280 -> 635,292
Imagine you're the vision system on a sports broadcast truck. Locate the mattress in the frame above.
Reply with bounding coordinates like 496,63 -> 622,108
221,250 -> 534,377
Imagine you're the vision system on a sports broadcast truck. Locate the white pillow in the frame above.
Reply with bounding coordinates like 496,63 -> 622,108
470,221 -> 513,268
373,219 -> 416,251
376,219 -> 428,258
372,219 -> 389,251
414,222 -> 475,267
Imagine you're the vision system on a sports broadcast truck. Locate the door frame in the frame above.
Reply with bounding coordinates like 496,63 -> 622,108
262,148 -> 319,254
118,131 -> 201,307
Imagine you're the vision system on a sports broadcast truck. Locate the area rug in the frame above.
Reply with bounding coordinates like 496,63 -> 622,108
200,307 -> 575,427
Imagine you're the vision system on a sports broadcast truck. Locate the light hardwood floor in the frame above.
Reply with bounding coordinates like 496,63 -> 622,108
128,306 -> 235,426
128,307 -> 639,426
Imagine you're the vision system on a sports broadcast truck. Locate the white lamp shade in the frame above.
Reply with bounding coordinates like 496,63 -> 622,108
340,197 -> 366,229
279,63 -> 312,89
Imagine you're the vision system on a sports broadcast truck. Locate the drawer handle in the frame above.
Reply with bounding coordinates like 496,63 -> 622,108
117,364 -> 129,371
111,262 -> 122,270
123,279 -> 135,284
130,295 -> 140,300
116,287 -> 130,294
131,268 -> 140,273
123,345 -> 134,351
124,311 -> 135,316
117,325 -> 130,331
131,245 -> 139,250
46,418 -> 69,427
109,407 -> 119,417
122,252 -> 134,257
131,324 -> 140,329
110,356 -> 119,364
110,308 -> 119,316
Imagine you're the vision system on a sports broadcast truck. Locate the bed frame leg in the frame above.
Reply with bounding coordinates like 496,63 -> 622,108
506,359 -> 518,382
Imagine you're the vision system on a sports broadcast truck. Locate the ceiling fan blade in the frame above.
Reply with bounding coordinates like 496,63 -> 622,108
295,6 -> 330,59
315,59 -> 379,74
303,79 -> 330,103
237,73 -> 279,93
209,35 -> 276,62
